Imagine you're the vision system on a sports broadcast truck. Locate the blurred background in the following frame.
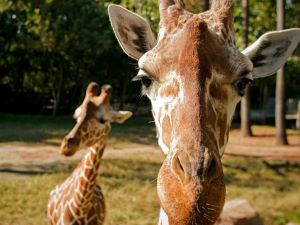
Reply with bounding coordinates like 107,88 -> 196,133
0,0 -> 299,119
0,0 -> 299,225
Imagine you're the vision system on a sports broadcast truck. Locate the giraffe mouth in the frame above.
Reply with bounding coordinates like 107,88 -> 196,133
59,148 -> 76,157
157,156 -> 225,225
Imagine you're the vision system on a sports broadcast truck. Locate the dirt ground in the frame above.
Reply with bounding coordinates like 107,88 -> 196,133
0,129 -> 299,178
226,129 -> 300,162
0,143 -> 159,180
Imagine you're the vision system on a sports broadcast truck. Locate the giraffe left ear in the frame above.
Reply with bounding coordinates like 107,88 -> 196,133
111,111 -> 133,124
242,28 -> 300,79
108,4 -> 157,60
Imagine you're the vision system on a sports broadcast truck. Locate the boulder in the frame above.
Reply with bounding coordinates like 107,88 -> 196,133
216,198 -> 263,225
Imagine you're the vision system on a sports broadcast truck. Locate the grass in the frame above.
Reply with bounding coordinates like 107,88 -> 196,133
0,114 -> 157,147
0,154 -> 299,225
0,152 -> 162,225
0,114 -> 300,225
223,157 -> 300,225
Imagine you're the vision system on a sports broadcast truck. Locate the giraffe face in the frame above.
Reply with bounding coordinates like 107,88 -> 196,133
110,2 -> 244,224
138,15 -> 253,156
135,8 -> 253,225
142,16 -> 242,225
60,83 -> 132,156
109,0 -> 300,224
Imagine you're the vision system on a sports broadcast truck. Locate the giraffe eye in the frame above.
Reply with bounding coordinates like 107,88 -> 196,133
141,76 -> 152,88
132,75 -> 153,88
234,78 -> 253,96
99,118 -> 107,124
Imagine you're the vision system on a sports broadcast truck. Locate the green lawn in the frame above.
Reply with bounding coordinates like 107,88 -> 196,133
0,154 -> 299,225
0,152 -> 162,225
0,114 -> 157,146
0,114 -> 299,225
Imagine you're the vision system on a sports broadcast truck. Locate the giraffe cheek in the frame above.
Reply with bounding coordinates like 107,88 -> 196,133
161,116 -> 172,149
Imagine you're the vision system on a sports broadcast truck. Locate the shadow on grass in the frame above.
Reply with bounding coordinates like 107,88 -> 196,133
0,114 -> 157,145
0,114 -> 73,143
0,161 -> 75,176
0,157 -> 162,185
0,168 -> 46,175
223,157 -> 300,192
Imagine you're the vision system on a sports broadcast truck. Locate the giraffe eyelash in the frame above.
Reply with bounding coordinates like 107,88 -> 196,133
132,74 -> 153,88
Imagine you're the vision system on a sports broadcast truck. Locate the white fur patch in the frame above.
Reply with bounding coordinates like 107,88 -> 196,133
158,27 -> 166,42
74,106 -> 82,123
158,208 -> 169,225
149,71 -> 185,155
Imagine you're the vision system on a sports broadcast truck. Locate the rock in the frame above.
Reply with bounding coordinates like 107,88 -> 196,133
286,223 -> 300,225
216,198 -> 263,225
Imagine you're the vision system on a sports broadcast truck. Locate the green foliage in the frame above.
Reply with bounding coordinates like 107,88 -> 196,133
0,0 -> 139,115
121,0 -> 160,32
0,0 -> 299,115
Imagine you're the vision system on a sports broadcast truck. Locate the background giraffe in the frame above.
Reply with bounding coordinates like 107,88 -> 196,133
47,82 -> 132,225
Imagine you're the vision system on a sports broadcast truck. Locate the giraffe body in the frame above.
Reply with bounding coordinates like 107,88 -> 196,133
48,145 -> 106,225
47,83 -> 132,225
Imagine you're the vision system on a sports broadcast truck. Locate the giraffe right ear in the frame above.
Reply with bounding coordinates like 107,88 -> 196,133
242,28 -> 300,79
108,4 -> 157,60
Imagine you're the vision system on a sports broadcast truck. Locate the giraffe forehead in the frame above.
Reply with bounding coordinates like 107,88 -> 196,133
141,28 -> 241,83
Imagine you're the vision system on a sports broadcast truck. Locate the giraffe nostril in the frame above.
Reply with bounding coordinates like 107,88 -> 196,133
171,154 -> 187,183
203,152 -> 222,182
207,157 -> 216,177
171,149 -> 221,183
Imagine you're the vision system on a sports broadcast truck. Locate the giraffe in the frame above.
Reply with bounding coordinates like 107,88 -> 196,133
108,1 -> 300,224
47,82 -> 132,225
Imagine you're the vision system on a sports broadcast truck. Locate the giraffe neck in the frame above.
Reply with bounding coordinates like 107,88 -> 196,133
72,140 -> 106,213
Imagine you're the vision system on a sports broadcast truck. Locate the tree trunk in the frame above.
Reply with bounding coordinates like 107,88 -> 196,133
52,64 -> 63,117
240,0 -> 253,137
275,0 -> 288,145
241,88 -> 253,136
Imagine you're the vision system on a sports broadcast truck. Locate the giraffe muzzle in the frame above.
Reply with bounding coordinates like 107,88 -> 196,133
59,135 -> 80,156
171,147 -> 221,184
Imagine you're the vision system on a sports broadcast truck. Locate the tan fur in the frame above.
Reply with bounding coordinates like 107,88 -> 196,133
140,1 -> 244,224
108,0 -> 264,224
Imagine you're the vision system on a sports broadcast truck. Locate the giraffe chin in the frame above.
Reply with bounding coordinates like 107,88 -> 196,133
157,160 -> 225,225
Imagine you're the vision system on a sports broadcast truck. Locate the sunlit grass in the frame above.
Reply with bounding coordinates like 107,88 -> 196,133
223,156 -> 300,225
0,114 -> 300,224
0,153 -> 162,225
0,154 -> 299,225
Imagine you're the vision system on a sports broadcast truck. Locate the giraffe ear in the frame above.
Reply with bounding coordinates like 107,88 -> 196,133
108,4 -> 157,60
242,28 -> 300,79
111,111 -> 133,124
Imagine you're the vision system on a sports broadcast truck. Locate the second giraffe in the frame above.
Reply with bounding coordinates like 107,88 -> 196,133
47,82 -> 132,225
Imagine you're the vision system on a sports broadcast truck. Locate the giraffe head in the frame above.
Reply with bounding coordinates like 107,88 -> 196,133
108,0 -> 300,224
60,82 -> 132,156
